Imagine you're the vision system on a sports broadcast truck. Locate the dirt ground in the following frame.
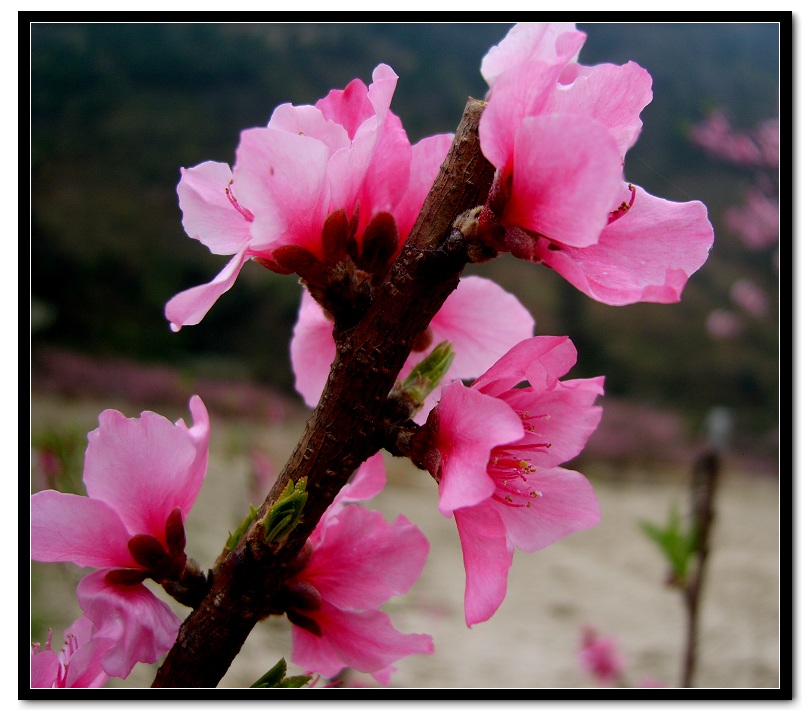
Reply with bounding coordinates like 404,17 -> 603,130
29,393 -> 780,690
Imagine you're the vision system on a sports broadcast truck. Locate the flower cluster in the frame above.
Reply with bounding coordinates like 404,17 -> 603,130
32,22 -> 716,688
420,336 -> 603,625
165,65 -> 452,331
278,455 -> 433,684
31,397 -> 209,680
476,22 -> 714,305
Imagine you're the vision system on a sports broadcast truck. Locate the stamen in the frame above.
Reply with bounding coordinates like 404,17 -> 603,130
607,183 -> 637,224
225,180 -> 255,222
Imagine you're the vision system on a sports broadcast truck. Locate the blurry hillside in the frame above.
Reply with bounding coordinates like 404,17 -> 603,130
30,22 -> 780,463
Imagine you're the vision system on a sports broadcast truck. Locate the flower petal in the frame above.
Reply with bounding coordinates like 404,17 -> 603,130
496,467 -> 600,552
290,288 -> 336,407
297,506 -> 428,610
77,571 -> 180,679
83,401 -> 209,541
506,114 -> 624,248
473,336 -> 577,398
550,62 -> 653,156
176,161 -> 252,255
454,504 -> 513,626
434,381 -> 524,516
292,601 -> 432,682
165,246 -> 251,331
234,127 -> 331,256
31,490 -> 134,568
540,185 -> 714,305
481,22 -> 585,86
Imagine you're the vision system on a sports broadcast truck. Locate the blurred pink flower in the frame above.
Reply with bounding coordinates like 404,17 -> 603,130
290,275 -> 534,420
283,455 -> 433,684
423,336 -> 603,625
706,309 -> 744,340
730,278 -> 769,318
477,22 -> 713,306
577,625 -> 626,685
30,396 -> 210,678
690,110 -> 778,169
725,189 -> 779,250
165,64 -> 453,330
30,616 -> 111,688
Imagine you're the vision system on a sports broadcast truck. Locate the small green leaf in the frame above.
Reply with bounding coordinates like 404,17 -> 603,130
263,478 -> 308,545
394,341 -> 455,409
639,503 -> 696,584
224,504 -> 260,552
250,658 -> 313,688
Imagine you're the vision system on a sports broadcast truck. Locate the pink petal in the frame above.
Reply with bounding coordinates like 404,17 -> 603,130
496,466 -> 600,553
391,133 -> 453,241
481,22 -> 585,86
292,601 -> 432,682
233,127 -> 331,256
177,162 -> 252,255
83,400 -> 209,542
506,114 -> 624,248
418,275 -> 535,382
267,102 -> 350,154
165,247 -> 251,331
77,571 -> 180,679
498,376 -> 605,467
297,506 -> 428,610
354,114 -> 413,240
454,504 -> 513,626
30,648 -> 61,688
290,288 -> 336,407
30,490 -> 134,568
408,276 -> 535,424
550,62 -> 653,156
333,453 -> 387,506
540,185 -> 714,305
479,60 -> 561,172
473,336 -> 577,398
434,382 -> 524,516
63,617 -> 114,688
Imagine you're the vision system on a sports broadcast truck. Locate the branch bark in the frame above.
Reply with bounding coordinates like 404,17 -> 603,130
152,98 -> 494,687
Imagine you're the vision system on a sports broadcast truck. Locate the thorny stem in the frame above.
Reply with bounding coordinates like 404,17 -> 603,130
680,446 -> 720,688
151,98 -> 495,687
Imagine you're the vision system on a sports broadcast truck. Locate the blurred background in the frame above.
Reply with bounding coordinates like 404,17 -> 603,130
30,22 -> 780,688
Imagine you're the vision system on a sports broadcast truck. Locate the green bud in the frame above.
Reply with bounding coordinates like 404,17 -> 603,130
393,340 -> 455,411
250,657 -> 312,688
263,478 -> 308,545
639,503 -> 697,585
224,504 -> 260,553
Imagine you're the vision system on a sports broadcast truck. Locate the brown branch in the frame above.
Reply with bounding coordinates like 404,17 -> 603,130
152,98 -> 494,687
680,446 -> 720,688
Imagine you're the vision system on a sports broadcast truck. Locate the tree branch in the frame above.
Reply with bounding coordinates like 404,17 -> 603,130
152,98 -> 494,687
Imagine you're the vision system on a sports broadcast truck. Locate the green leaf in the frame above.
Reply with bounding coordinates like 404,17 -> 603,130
393,341 -> 455,409
224,504 -> 260,552
639,503 -> 696,584
263,478 -> 308,545
250,658 -> 312,688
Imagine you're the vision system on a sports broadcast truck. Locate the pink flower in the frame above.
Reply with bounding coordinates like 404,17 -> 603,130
166,64 -> 453,330
281,455 -> 433,684
290,275 -> 534,420
706,309 -> 743,340
725,189 -> 779,250
730,278 -> 769,318
31,616 -> 111,688
423,336 -> 603,625
477,23 -> 713,305
30,396 -> 210,678
577,626 -> 626,686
